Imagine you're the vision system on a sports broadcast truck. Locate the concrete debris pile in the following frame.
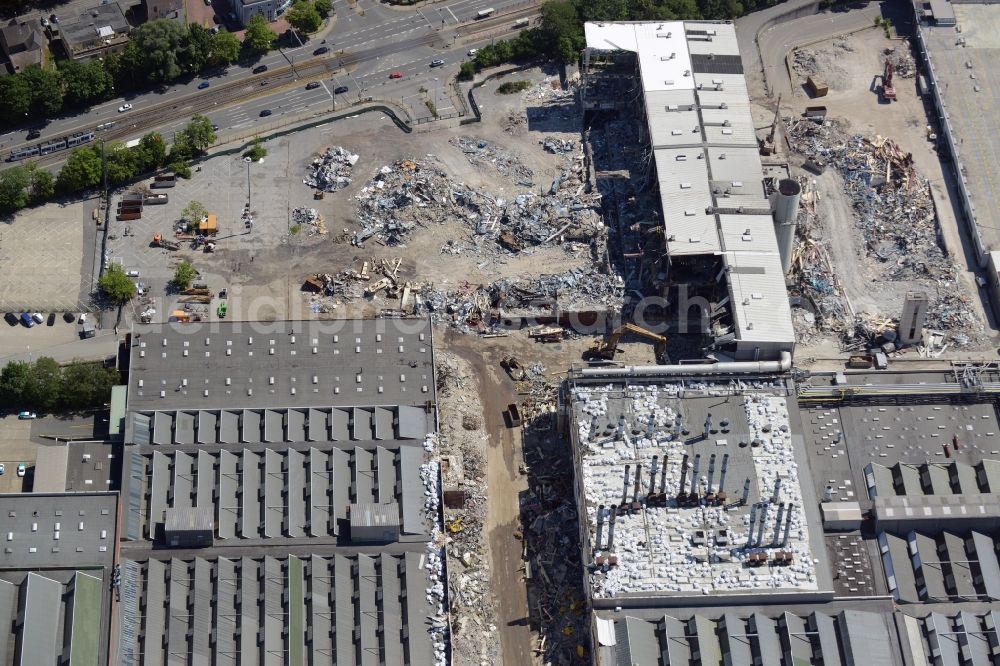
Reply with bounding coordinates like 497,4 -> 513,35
291,206 -> 327,234
789,237 -> 850,342
888,47 -> 916,78
521,398 -> 588,664
353,155 -> 603,253
449,136 -> 534,185
542,137 -> 575,154
787,119 -> 983,346
303,146 -> 359,192
504,110 -> 527,135
791,46 -> 848,89
435,353 -> 501,666
422,267 -> 625,332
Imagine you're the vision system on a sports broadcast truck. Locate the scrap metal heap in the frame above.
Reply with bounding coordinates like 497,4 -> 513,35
353,154 -> 604,250
787,118 -> 984,347
449,135 -> 535,185
303,145 -> 359,192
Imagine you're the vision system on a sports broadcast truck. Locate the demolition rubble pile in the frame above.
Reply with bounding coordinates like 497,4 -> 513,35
303,146 -> 359,192
422,267 -> 625,333
888,47 -> 916,78
291,206 -> 327,235
787,118 -> 984,346
449,136 -> 534,185
353,155 -> 603,253
435,353 -> 501,666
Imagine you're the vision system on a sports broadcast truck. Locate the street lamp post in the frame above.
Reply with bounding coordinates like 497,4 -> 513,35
245,157 -> 251,208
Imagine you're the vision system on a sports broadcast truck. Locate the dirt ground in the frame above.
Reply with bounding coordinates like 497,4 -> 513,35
757,26 -> 997,360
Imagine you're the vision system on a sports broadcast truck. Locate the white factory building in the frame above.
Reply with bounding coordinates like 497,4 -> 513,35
583,22 -> 797,362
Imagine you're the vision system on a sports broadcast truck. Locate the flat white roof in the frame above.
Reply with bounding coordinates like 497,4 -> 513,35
585,21 -> 795,348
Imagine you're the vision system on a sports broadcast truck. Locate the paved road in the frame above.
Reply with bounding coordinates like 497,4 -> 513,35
0,0 -> 535,164
0,331 -> 119,365
735,0 -> 821,97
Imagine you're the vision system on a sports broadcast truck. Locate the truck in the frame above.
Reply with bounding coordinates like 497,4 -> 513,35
153,233 -> 180,250
512,17 -> 529,28
476,7 -> 495,18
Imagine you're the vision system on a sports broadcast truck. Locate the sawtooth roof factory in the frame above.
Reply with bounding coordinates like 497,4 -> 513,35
582,21 -> 797,362
112,318 -> 448,666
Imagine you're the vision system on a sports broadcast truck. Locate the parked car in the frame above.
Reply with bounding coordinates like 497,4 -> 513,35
126,269 -> 140,277
16,464 -> 25,477
198,81 -> 210,89
156,84 -> 169,94
389,71 -> 403,79
26,129 -> 40,140
305,81 -> 321,90
78,313 -> 88,323
0,464 -> 4,475
253,65 -> 268,74
40,17 -> 49,27
259,109 -> 272,117
430,59 -> 445,67
4,313 -> 17,326
118,103 -> 133,113
212,124 -> 219,131
17,411 -> 36,420
204,0 -> 212,5
31,312 -> 44,324
467,49 -> 478,57
313,46 -> 329,55
20,312 -> 34,327
334,85 -> 349,94
46,313 -> 55,326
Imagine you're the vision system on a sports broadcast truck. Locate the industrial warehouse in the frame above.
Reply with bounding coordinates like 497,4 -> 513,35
563,358 -> 1000,665
111,318 -> 447,666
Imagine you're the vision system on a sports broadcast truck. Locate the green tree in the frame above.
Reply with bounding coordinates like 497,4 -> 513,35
27,166 -> 55,204
0,167 -> 32,215
458,61 -> 475,81
243,14 -> 277,54
315,0 -> 333,17
98,263 -> 137,305
209,29 -> 241,66
137,132 -> 167,171
181,200 -> 208,226
59,60 -> 114,108
170,161 -> 192,179
29,357 -> 62,411
242,136 -> 267,161
60,363 -> 119,410
105,143 -> 139,186
173,260 -> 198,290
20,65 -> 64,116
56,146 -> 103,193
0,74 -> 31,121
182,23 -> 212,73
132,19 -> 188,83
177,115 -> 217,155
0,361 -> 33,407
540,0 -> 584,63
287,0 -> 323,34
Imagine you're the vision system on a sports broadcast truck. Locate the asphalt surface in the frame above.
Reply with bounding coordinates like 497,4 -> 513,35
0,0 -> 537,166
756,3 -> 882,97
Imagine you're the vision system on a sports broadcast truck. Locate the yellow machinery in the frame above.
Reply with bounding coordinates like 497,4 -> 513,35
588,323 -> 667,362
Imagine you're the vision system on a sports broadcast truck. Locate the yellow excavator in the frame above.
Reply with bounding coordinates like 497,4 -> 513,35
587,323 -> 667,362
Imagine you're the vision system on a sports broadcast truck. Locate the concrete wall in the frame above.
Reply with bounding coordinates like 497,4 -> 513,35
912,13 -> 989,267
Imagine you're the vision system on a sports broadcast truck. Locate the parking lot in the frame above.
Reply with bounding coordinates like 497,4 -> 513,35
0,415 -> 36,493
0,199 -> 96,312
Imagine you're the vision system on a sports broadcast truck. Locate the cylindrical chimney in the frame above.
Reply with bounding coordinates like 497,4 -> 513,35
633,463 -> 642,503
596,505 -> 605,549
607,510 -> 617,550
772,502 -> 786,546
707,454 -> 716,495
679,454 -> 690,495
757,502 -> 769,547
718,454 -> 729,494
649,456 -> 659,494
771,178 -> 801,274
741,478 -> 751,505
622,464 -> 631,506
747,503 -> 758,547
782,503 -> 795,547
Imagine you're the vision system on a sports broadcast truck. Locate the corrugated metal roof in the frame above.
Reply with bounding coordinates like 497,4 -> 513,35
718,214 -> 779,254
685,22 -> 740,55
350,502 -> 400,529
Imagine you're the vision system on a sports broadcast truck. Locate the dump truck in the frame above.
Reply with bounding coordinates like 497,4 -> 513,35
217,302 -> 227,318
153,233 -> 180,250
588,323 -> 667,362
528,326 -> 564,342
